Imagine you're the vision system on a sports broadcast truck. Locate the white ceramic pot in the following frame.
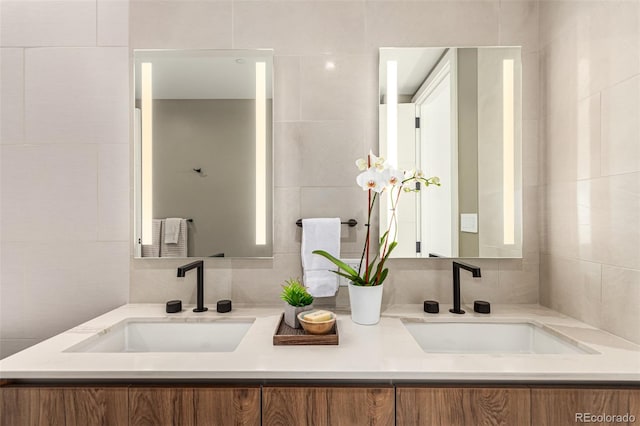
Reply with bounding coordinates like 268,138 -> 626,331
284,304 -> 313,329
348,282 -> 384,325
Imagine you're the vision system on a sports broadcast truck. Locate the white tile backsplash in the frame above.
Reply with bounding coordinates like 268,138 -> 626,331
25,47 -> 129,145
97,0 -> 129,47
0,0 -> 96,47
26,0 -> 640,355
0,48 -> 24,144
540,0 -> 640,344
1,144 -> 99,242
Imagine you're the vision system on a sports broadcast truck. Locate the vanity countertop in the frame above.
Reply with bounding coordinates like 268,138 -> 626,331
1,304 -> 639,382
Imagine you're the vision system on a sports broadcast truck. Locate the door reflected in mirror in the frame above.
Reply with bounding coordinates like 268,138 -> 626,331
379,47 -> 522,258
133,49 -> 273,258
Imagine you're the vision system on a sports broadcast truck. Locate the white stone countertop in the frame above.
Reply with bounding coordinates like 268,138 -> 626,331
1,303 -> 639,382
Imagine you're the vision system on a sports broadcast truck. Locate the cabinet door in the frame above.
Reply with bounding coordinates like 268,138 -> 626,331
262,386 -> 394,426
63,387 -> 128,426
194,387 -> 260,426
0,386 -> 126,426
396,386 -> 531,426
532,388 -> 640,426
129,387 -> 194,426
1,387 -> 42,426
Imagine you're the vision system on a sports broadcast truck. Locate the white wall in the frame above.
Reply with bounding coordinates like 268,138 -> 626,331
0,0 -> 130,358
128,0 -> 541,311
539,0 -> 640,344
1,0 -> 542,358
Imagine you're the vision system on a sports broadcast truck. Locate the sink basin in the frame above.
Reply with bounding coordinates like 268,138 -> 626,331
401,320 -> 594,354
65,318 -> 255,353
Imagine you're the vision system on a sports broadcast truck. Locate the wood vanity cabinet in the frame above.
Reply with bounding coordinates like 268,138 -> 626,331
0,385 -> 260,426
262,386 -> 394,426
531,387 -> 640,426
396,386 -> 531,426
0,386 -> 128,426
129,386 -> 260,426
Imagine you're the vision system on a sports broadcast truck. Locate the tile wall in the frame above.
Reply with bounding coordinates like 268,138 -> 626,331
539,0 -> 640,344
128,0 -> 542,312
0,0 -> 545,358
0,0 -> 130,358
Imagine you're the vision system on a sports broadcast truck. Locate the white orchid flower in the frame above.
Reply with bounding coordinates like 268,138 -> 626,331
355,157 -> 368,171
366,151 -> 386,171
384,168 -> 404,187
356,169 -> 385,193
431,176 -> 440,185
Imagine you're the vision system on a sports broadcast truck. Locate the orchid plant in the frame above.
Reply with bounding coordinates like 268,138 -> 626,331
313,152 -> 440,287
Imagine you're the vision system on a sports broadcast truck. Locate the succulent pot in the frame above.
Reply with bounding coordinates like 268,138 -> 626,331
284,303 -> 313,329
348,282 -> 384,325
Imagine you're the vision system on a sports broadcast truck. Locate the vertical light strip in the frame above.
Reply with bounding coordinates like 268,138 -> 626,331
386,60 -> 398,168
255,62 -> 267,245
386,61 -> 399,237
141,62 -> 153,245
502,59 -> 515,245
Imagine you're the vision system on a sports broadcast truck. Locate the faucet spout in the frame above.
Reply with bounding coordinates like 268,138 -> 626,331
450,261 -> 481,314
177,260 -> 207,313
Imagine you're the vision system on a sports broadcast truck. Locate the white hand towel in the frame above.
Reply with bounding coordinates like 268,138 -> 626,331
164,218 -> 182,244
301,218 -> 341,297
160,219 -> 188,257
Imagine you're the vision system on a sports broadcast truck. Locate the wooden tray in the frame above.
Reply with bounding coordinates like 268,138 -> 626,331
273,313 -> 339,345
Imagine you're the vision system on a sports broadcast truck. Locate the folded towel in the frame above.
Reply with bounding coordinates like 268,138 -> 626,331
141,219 -> 162,257
164,218 -> 182,244
161,219 -> 188,257
301,218 -> 341,297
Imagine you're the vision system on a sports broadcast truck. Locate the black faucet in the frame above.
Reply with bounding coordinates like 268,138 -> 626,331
450,261 -> 481,314
177,260 -> 208,312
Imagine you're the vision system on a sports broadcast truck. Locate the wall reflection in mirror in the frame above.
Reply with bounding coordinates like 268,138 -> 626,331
133,49 -> 273,258
379,47 -> 522,258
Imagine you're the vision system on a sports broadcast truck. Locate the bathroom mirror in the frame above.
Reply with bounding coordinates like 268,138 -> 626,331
379,47 -> 522,258
133,49 -> 273,258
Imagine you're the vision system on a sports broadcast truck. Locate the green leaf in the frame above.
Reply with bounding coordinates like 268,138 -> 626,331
378,268 -> 389,285
332,270 -> 365,286
312,250 -> 359,276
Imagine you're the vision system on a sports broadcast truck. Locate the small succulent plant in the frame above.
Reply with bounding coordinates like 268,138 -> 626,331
280,278 -> 314,307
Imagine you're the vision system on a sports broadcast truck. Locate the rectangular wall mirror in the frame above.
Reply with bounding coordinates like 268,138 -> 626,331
133,49 -> 274,259
379,47 -> 522,258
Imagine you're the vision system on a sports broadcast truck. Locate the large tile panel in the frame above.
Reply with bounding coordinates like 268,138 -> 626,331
0,0 -> 96,47
25,47 -> 129,145
0,48 -> 24,144
98,0 -> 129,47
601,75 -> 640,177
130,0 -> 232,49
1,144 -> 99,242
601,265 -> 640,344
234,2 -> 365,54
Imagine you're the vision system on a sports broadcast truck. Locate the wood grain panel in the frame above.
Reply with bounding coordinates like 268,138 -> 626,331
64,387 -> 128,426
195,387 -> 260,426
0,387 -> 39,426
397,387 -> 530,426
531,388 -> 632,426
37,389 -> 66,426
630,389 -> 640,423
464,388 -> 530,426
263,386 -> 394,426
129,387 -> 194,426
326,387 -> 394,426
397,387 -> 465,426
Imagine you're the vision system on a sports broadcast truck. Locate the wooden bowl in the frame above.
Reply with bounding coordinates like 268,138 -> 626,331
297,311 -> 336,335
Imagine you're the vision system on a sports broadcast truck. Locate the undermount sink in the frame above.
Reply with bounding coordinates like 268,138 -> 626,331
401,319 -> 595,354
65,318 -> 255,353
